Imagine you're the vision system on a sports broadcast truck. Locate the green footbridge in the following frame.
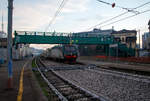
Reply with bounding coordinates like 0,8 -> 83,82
14,31 -> 135,57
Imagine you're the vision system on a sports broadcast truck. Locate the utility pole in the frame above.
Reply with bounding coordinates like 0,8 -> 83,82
7,0 -> 13,89
138,30 -> 140,49
2,12 -> 4,33
148,20 -> 150,34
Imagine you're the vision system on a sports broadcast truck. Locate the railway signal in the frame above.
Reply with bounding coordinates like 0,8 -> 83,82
112,3 -> 115,8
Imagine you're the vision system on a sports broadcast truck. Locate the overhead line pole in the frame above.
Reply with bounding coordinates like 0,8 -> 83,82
139,30 -> 140,49
2,12 -> 4,33
148,20 -> 150,33
7,0 -> 13,89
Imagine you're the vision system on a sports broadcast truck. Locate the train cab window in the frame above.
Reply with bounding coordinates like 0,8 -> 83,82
65,46 -> 76,51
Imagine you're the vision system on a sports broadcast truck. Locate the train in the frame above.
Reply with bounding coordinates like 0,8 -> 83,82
43,44 -> 78,62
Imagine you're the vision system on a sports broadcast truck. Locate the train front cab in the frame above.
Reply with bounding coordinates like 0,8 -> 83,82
64,54 -> 77,62
63,45 -> 78,62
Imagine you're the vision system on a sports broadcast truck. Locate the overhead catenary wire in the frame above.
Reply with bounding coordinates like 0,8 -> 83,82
87,1 -> 150,30
45,0 -> 69,32
100,9 -> 150,28
97,0 -> 139,13
45,0 -> 66,32
96,0 -> 112,6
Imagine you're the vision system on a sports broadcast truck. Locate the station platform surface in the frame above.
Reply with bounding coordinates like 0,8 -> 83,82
77,56 -> 150,72
0,58 -> 47,101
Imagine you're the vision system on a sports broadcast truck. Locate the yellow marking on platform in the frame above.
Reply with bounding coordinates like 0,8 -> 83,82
17,62 -> 28,101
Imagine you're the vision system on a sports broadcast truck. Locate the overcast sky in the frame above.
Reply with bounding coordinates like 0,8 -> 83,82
0,0 -> 150,49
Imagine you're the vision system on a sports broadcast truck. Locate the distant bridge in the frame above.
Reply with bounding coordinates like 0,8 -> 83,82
14,31 -> 115,45
14,31 -> 135,57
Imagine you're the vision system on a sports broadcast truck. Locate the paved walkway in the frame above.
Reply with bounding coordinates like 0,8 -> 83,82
0,58 -> 47,101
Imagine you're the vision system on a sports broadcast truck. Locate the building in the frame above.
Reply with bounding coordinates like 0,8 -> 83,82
142,32 -> 150,50
0,38 -> 7,48
111,29 -> 137,49
73,29 -> 137,56
73,29 -> 114,56
0,38 -> 32,61
74,29 -> 137,50
0,31 -> 6,38
73,28 -> 113,37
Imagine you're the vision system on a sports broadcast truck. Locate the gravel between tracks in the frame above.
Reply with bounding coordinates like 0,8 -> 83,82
55,69 -> 150,101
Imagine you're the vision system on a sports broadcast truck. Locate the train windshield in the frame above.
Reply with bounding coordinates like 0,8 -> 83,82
65,46 -> 76,51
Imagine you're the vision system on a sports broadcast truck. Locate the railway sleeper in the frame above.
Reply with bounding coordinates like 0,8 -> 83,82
66,93 -> 85,100
48,78 -> 63,82
58,87 -> 73,92
52,83 -> 67,87
46,74 -> 61,79
55,85 -> 70,88
49,81 -> 65,86
61,90 -> 79,96
48,79 -> 64,84
76,97 -> 91,101
60,85 -> 100,101
72,88 -> 88,94
61,89 -> 92,101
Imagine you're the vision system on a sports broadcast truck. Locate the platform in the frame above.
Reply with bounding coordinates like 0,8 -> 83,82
77,56 -> 150,72
0,58 -> 47,101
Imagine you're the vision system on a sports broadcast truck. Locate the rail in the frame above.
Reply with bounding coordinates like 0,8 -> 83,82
35,57 -> 109,101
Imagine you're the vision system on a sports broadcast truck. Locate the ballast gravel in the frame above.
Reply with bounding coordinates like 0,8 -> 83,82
55,69 -> 150,101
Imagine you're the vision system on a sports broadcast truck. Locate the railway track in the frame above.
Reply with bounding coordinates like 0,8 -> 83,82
35,57 -> 108,101
100,66 -> 150,76
41,58 -> 150,83
53,64 -> 150,101
43,57 -> 150,77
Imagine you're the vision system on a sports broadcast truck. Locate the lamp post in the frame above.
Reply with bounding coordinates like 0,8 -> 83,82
7,0 -> 13,89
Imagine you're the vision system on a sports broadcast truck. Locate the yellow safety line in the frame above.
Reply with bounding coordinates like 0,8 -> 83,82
17,62 -> 28,101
